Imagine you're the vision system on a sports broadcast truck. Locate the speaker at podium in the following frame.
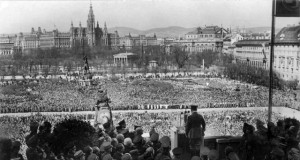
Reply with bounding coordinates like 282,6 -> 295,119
170,126 -> 243,160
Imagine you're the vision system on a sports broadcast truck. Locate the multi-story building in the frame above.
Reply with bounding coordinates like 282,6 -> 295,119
0,3 -> 122,55
0,43 -> 15,56
118,33 -> 158,50
175,26 -> 229,53
70,4 -> 102,47
102,23 -> 119,49
233,25 -> 300,81
273,25 -> 300,81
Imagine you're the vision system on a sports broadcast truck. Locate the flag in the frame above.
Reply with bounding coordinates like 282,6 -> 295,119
276,0 -> 300,17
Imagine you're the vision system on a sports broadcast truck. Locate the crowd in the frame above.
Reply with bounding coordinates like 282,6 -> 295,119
1,78 -> 299,114
2,108 -> 298,160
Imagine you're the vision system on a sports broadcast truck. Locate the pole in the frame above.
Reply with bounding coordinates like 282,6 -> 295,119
268,0 -> 276,123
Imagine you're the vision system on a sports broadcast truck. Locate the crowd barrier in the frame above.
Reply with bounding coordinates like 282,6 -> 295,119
2,102 -> 299,114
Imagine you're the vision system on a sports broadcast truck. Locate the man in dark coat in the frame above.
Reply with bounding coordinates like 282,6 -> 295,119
185,105 -> 206,157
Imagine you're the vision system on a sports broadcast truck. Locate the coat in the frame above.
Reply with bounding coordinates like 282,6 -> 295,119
185,112 -> 206,139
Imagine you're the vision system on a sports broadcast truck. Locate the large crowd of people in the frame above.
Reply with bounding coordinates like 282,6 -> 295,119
1,75 -> 300,160
0,108 -> 300,160
0,77 -> 299,114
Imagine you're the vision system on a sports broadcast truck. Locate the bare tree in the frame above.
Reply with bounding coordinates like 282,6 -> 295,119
172,45 -> 189,73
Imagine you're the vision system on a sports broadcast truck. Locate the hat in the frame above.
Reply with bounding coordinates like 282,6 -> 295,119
191,156 -> 201,160
116,143 -> 125,151
118,120 -> 126,126
208,150 -> 218,160
124,138 -> 132,146
150,132 -> 159,142
191,105 -> 198,110
135,128 -> 143,135
116,134 -> 125,143
74,150 -> 84,158
172,147 -> 183,155
121,153 -> 132,160
134,125 -> 142,130
129,149 -> 139,156
92,146 -> 100,154
146,147 -> 154,155
225,146 -> 234,157
133,136 -> 143,144
201,146 -> 210,156
102,142 -> 113,150
159,136 -> 171,148
84,146 -> 93,154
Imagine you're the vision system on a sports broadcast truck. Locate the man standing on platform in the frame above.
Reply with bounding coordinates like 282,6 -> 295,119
185,105 -> 206,157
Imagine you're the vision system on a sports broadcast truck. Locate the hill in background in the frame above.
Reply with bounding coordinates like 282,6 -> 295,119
109,26 -> 281,38
108,26 -> 195,38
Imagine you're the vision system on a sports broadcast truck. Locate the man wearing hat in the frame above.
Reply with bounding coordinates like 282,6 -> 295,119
117,120 -> 129,137
25,121 -> 39,146
101,142 -> 113,160
133,127 -> 146,154
172,147 -> 183,160
74,150 -> 85,160
185,105 -> 206,157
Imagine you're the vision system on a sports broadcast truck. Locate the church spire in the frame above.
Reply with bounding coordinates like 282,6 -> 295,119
104,22 -> 108,34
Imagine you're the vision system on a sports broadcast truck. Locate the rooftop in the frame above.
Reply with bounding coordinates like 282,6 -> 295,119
275,25 -> 300,44
113,52 -> 136,57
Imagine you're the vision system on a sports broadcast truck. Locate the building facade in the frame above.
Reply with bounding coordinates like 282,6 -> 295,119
175,26 -> 229,53
233,25 -> 300,81
118,33 -> 158,50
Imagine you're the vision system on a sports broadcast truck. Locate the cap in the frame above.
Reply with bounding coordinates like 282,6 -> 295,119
201,146 -> 210,156
121,153 -> 132,160
159,136 -> 171,148
146,147 -> 154,155
74,150 -> 84,158
135,128 -> 143,135
191,105 -> 198,110
129,149 -> 139,156
102,142 -> 113,150
172,147 -> 183,155
116,143 -> 125,151
84,146 -> 93,154
116,134 -> 125,143
124,138 -> 132,146
225,146 -> 234,156
150,132 -> 159,142
191,156 -> 201,160
132,136 -> 143,144
92,146 -> 100,154
208,149 -> 219,160
134,125 -> 142,130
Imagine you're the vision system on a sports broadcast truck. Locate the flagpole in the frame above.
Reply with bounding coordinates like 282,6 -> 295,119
268,0 -> 276,123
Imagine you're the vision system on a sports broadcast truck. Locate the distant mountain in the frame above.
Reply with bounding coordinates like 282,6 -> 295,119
243,27 -> 280,33
108,26 -> 195,38
109,26 -> 282,38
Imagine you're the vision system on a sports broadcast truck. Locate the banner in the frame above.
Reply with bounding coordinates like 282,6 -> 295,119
276,0 -> 300,17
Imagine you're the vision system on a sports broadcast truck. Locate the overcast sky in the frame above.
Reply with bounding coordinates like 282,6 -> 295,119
0,0 -> 299,34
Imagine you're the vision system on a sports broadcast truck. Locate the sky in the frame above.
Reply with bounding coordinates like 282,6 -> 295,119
0,0 -> 299,34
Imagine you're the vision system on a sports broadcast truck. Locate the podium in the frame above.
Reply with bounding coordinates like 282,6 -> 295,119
170,126 -> 243,160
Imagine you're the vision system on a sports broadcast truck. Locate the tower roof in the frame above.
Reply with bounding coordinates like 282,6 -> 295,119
88,2 -> 94,21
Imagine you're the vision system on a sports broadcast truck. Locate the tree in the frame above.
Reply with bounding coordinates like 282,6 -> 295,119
172,45 -> 189,72
50,119 -> 96,155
